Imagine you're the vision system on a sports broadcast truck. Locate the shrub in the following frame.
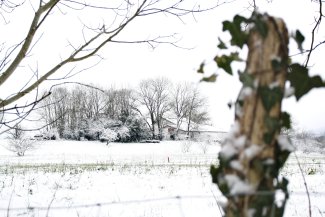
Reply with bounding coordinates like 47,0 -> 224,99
100,128 -> 118,143
6,125 -> 37,156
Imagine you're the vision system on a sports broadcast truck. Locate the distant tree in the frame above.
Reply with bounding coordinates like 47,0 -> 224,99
136,77 -> 171,139
185,86 -> 209,135
153,78 -> 172,139
170,82 -> 191,138
170,82 -> 210,138
136,79 -> 158,138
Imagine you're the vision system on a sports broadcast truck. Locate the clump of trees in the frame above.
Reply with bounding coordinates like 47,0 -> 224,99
38,78 -> 209,142
39,85 -> 150,142
136,78 -> 209,140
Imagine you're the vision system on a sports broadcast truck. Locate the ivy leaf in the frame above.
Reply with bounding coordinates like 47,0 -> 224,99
197,62 -> 205,74
239,71 -> 255,87
280,112 -> 291,129
260,87 -> 283,112
252,13 -> 268,38
263,116 -> 280,144
217,37 -> 227,49
263,132 -> 273,144
201,74 -> 217,82
265,116 -> 280,133
214,52 -> 242,75
293,30 -> 305,52
271,58 -> 282,72
288,63 -> 325,100
222,15 -> 249,48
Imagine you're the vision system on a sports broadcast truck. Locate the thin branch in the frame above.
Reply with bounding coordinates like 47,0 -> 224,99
305,0 -> 323,67
294,152 -> 312,217
49,82 -> 105,93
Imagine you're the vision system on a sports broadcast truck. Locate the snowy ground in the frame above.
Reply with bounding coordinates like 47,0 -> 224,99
0,139 -> 324,217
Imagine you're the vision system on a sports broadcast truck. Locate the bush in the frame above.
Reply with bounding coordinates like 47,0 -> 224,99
7,137 -> 36,156
100,128 -> 118,143
43,128 -> 60,140
6,125 -> 37,156
116,126 -> 130,142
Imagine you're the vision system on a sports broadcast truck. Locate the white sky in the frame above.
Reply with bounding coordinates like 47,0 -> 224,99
1,0 -> 325,133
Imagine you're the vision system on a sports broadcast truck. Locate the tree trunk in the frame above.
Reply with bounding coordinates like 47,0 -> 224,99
211,15 -> 290,217
150,113 -> 156,139
187,109 -> 192,137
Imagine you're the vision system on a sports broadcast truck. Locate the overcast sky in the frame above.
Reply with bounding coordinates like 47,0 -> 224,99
2,0 -> 325,133
76,0 -> 325,133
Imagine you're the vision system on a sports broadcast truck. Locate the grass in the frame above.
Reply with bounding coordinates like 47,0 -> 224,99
0,162 -> 214,175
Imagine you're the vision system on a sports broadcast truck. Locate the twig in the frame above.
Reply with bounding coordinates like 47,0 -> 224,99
305,0 -> 323,67
6,187 -> 15,217
45,186 -> 58,217
294,152 -> 312,217
210,188 -> 224,216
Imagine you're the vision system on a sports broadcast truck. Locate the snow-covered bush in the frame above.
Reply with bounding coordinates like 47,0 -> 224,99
116,126 -> 130,142
61,128 -> 75,140
124,116 -> 150,142
6,125 -> 37,156
100,128 -> 118,143
43,128 -> 60,140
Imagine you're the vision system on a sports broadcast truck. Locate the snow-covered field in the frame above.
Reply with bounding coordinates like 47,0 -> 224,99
0,139 -> 324,217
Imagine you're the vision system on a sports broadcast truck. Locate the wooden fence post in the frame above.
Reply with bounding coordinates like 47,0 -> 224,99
211,14 -> 291,217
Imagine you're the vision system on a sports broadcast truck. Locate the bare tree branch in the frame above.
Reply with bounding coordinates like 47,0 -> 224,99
0,0 -> 221,134
305,0 -> 323,67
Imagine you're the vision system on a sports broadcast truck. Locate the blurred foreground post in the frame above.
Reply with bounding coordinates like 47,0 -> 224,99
211,14 -> 292,217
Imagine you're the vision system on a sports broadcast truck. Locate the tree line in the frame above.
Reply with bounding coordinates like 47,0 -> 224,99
38,77 -> 209,142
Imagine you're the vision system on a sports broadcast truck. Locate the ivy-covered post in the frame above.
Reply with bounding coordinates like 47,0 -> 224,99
210,14 -> 292,217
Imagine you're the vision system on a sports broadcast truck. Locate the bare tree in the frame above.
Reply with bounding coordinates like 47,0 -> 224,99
136,77 -> 171,139
153,77 -> 171,139
0,0 -> 218,132
170,82 -> 191,138
137,78 -> 158,138
185,85 -> 209,136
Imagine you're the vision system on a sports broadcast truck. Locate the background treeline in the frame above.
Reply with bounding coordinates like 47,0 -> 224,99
38,77 -> 209,142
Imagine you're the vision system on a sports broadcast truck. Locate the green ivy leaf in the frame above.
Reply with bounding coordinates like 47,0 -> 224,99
252,13 -> 268,38
263,115 -> 280,144
239,71 -> 255,87
201,74 -> 217,82
260,86 -> 283,112
288,63 -> 325,100
214,52 -> 242,75
264,132 -> 273,144
293,30 -> 305,52
280,112 -> 291,129
265,116 -> 280,133
222,15 -> 249,48
197,62 -> 205,74
271,58 -> 282,71
217,37 -> 227,49
271,57 -> 288,72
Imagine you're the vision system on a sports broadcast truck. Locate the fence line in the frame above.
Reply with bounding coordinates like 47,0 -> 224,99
1,191 -> 325,212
